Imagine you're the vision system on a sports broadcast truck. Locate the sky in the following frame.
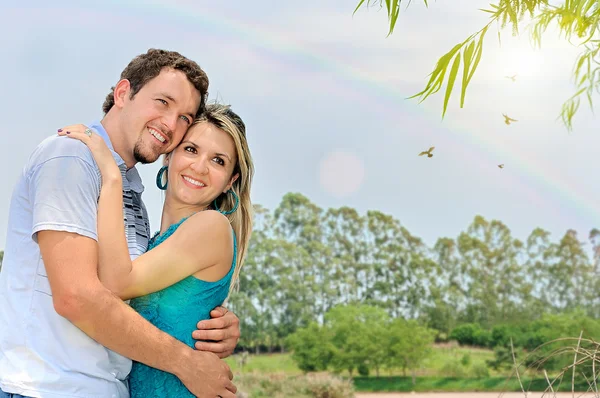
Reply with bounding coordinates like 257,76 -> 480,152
1,0 -> 599,251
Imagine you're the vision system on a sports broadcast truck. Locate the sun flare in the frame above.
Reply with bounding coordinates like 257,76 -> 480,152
501,47 -> 545,78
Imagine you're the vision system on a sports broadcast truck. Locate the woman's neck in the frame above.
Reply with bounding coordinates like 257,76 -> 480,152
159,198 -> 209,234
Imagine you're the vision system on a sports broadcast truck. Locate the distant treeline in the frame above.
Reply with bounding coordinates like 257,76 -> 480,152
228,192 -> 600,354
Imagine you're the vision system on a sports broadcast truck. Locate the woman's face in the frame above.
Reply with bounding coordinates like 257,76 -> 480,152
166,121 -> 238,208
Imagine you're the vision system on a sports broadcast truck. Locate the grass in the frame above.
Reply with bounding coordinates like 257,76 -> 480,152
225,352 -> 302,375
225,344 -> 497,377
419,344 -> 496,376
353,376 -> 591,392
226,342 -> 597,393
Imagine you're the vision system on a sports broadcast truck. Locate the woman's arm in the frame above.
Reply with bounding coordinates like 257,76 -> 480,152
122,210 -> 233,299
59,126 -> 234,299
58,126 -> 134,293
96,175 -> 134,293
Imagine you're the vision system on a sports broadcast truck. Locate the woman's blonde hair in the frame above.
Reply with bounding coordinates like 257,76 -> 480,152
193,103 -> 254,299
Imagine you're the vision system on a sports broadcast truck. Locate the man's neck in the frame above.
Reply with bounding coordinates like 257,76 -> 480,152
101,112 -> 137,169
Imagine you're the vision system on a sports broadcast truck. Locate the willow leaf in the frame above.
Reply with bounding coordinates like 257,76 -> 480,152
466,27 -> 488,85
408,43 -> 463,100
353,0 -> 367,15
443,53 -> 461,118
461,41 -> 476,107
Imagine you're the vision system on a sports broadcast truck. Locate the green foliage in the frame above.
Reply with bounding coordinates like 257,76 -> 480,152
357,362 -> 370,376
285,304 -> 435,378
420,345 -> 495,376
460,353 -> 471,367
286,323 -> 334,372
490,324 -> 526,347
0,250 -> 3,273
481,312 -> 600,373
449,323 -> 491,347
354,0 -> 600,130
225,353 -> 302,375
408,25 -> 488,118
353,0 -> 430,36
486,345 -> 518,371
386,318 -> 436,379
227,346 -> 497,378
230,195 -> 600,357
353,375 -> 591,392
469,362 -> 491,378
440,357 -> 467,377
326,305 -> 392,376
520,311 -> 600,372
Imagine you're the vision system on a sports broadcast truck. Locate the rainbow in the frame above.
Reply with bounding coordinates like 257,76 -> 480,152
25,0 -> 599,233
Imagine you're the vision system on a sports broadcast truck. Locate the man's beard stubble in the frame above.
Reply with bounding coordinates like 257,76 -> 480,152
133,140 -> 161,164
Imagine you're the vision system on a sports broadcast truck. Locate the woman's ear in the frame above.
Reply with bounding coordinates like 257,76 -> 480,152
225,173 -> 239,193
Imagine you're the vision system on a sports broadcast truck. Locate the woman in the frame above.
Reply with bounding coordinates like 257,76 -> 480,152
58,103 -> 254,398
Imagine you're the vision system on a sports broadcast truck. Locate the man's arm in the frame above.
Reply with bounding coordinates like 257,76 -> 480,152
39,231 -> 188,367
30,148 -> 236,397
39,230 -> 236,397
193,306 -> 241,359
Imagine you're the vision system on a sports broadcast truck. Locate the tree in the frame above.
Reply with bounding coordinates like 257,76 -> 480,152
387,318 -> 436,384
325,304 -> 391,376
286,322 -> 334,372
354,0 -> 600,130
545,229 -> 595,312
456,216 -> 527,327
0,250 -> 3,273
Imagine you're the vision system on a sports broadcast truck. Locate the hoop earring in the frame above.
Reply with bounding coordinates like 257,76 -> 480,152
156,166 -> 168,190
213,189 -> 239,215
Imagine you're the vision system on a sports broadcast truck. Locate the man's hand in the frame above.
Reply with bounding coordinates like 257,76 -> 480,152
192,306 -> 240,358
175,349 -> 236,398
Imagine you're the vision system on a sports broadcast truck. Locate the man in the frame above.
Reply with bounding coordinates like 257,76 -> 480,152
0,49 -> 240,398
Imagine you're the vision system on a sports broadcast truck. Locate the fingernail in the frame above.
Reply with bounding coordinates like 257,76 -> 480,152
66,131 -> 70,134
57,128 -> 62,132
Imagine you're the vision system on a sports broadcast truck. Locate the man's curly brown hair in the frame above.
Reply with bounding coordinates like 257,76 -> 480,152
102,48 -> 209,117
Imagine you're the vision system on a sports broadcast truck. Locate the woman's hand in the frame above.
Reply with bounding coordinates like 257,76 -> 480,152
58,125 -> 121,183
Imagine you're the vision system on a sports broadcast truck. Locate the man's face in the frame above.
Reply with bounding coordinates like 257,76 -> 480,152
120,68 -> 202,164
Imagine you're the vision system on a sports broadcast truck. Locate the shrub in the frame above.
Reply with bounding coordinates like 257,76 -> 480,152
449,323 -> 482,346
473,328 -> 492,348
460,353 -> 471,367
357,363 -> 370,377
286,323 -> 333,372
440,358 -> 466,377
305,373 -> 355,398
234,372 -> 355,398
470,362 -> 490,378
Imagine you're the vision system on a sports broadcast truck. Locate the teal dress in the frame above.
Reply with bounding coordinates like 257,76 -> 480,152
128,217 -> 236,397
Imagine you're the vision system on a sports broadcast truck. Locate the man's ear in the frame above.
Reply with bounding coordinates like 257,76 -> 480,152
113,79 -> 131,109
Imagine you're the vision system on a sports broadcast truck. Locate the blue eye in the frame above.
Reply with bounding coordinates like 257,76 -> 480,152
180,115 -> 190,124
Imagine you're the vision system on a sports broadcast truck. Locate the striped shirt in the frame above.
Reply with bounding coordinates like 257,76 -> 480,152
0,121 -> 149,397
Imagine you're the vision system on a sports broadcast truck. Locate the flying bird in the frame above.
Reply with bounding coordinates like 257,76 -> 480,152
503,113 -> 518,125
505,74 -> 517,82
498,164 -> 504,169
419,147 -> 435,158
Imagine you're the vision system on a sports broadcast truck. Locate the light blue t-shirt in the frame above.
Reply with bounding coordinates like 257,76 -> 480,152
0,122 -> 150,398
